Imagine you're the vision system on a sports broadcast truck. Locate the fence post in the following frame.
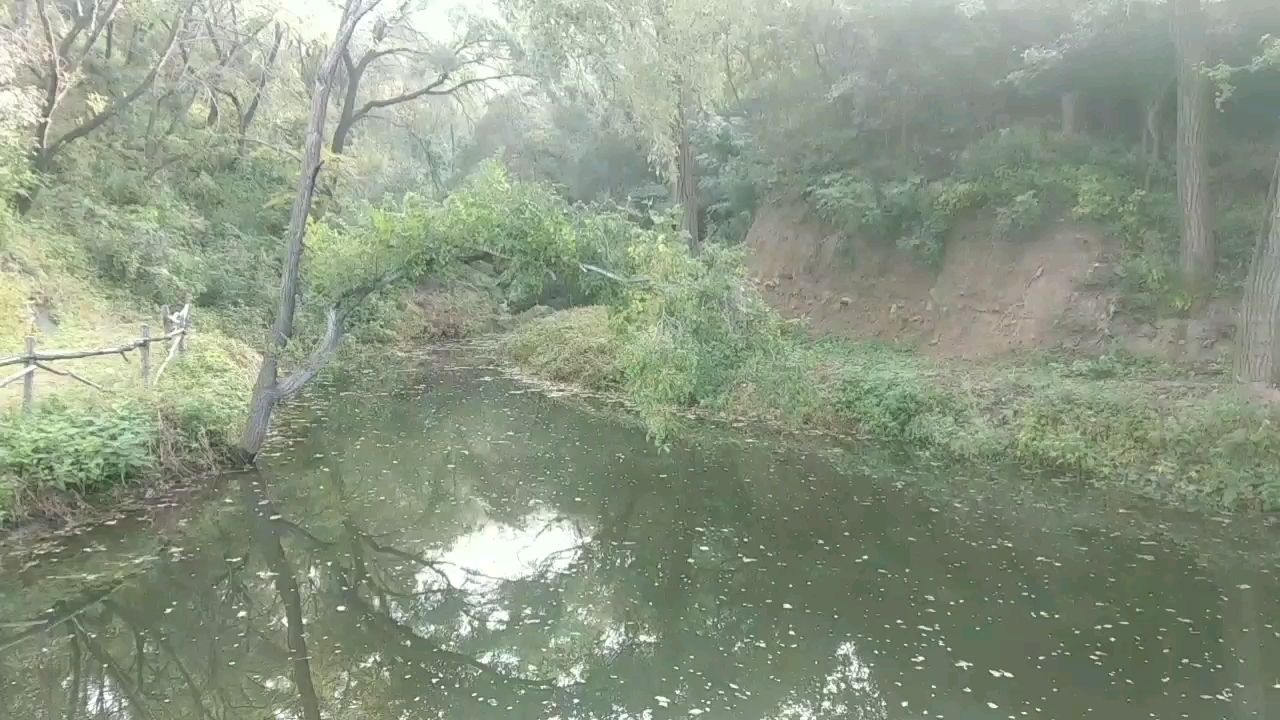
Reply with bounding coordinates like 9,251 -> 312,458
22,336 -> 35,414
177,305 -> 190,354
160,304 -> 173,358
140,324 -> 152,387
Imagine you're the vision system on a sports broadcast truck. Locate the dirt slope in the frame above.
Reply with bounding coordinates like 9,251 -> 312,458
746,204 -> 1161,360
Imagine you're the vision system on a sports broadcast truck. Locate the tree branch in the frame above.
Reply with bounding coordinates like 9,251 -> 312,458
274,264 -> 410,400
71,0 -> 123,68
45,0 -> 197,158
347,73 -> 516,128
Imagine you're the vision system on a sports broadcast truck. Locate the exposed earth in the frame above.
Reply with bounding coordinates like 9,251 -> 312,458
745,203 -> 1237,368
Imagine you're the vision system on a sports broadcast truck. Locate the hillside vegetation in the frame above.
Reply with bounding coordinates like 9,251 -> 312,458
3,0 -> 1280,522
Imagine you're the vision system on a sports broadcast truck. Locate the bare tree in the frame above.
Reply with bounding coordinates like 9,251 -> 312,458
330,8 -> 516,155
238,0 -> 390,460
200,0 -> 287,154
16,0 -> 197,213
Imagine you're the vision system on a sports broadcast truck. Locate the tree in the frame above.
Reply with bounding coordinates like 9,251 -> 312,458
14,0 -> 198,213
238,0 -> 389,460
330,6 -> 515,156
1236,151 -> 1280,384
200,0 -> 288,157
505,0 -> 736,250
1173,0 -> 1216,290
1233,38 -> 1280,385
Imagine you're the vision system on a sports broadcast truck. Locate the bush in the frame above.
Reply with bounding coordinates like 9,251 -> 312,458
0,330 -> 255,524
786,127 -> 1265,313
0,398 -> 157,498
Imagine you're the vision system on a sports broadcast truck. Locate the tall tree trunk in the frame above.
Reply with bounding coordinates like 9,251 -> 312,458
1145,98 -> 1161,164
676,99 -> 700,252
239,0 -> 374,460
1235,152 -> 1280,385
1061,91 -> 1079,135
1173,0 -> 1215,291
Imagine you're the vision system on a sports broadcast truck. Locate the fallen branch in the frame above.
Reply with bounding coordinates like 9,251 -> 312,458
34,362 -> 110,393
151,333 -> 185,385
275,265 -> 409,400
579,262 -> 648,285
0,339 -> 145,368
0,365 -> 36,389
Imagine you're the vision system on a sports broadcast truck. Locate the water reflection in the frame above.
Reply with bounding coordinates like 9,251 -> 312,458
1,354 -> 1277,719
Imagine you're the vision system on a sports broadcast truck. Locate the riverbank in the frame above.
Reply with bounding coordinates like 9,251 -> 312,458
503,306 -> 1280,512
0,329 -> 257,527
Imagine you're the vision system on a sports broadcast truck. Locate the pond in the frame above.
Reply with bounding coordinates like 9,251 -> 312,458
2,349 -> 1278,719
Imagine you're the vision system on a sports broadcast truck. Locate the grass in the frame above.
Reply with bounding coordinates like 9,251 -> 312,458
500,307 -> 625,389
0,332 -> 257,525
505,307 -> 1280,512
0,227 -> 259,526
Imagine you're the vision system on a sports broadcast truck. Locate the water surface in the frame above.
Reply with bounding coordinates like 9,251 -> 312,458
2,351 -> 1278,719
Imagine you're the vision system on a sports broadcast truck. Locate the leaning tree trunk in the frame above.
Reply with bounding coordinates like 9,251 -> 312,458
239,0 -> 371,460
1235,152 -> 1280,385
676,98 -> 700,252
1173,0 -> 1215,292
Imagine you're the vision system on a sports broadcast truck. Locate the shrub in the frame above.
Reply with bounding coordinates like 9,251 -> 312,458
0,329 -> 256,524
502,237 -> 1280,510
0,397 -> 157,497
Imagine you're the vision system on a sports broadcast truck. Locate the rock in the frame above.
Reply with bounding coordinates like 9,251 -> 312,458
839,296 -> 853,307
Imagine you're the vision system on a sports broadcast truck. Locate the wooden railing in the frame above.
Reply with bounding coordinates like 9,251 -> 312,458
0,304 -> 192,414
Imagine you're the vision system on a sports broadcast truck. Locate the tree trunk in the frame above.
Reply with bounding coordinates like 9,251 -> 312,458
332,55 -> 362,155
1146,99 -> 1161,164
676,99 -> 700,252
238,0 -> 372,460
1173,0 -> 1215,291
1235,152 -> 1280,385
1061,91 -> 1079,135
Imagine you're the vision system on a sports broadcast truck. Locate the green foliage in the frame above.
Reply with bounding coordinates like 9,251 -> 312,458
502,306 -> 625,389
0,398 -> 157,497
792,127 -> 1261,317
157,333 -> 259,447
506,281 -> 1280,510
611,236 -> 792,439
0,330 -> 255,524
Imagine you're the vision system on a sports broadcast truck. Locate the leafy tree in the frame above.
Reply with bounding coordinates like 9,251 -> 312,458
505,0 -> 738,249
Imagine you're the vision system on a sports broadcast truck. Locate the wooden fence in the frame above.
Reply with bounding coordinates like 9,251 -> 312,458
0,304 -> 192,414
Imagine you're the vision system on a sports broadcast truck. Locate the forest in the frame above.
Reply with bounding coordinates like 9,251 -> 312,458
3,0 -> 1280,521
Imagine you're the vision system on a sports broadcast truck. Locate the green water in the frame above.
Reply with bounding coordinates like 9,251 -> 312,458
2,351 -> 1278,720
